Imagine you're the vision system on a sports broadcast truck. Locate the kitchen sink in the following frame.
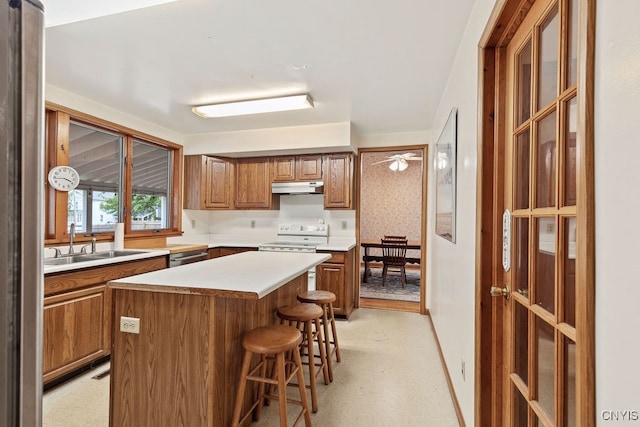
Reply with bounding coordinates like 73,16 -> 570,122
86,250 -> 147,259
44,250 -> 148,265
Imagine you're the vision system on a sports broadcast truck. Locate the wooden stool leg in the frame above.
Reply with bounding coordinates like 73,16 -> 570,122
254,354 -> 268,421
275,352 -> 289,427
231,350 -> 254,427
328,303 -> 341,362
314,317 -> 330,385
292,344 -> 313,426
321,305 -> 334,382
304,320 -> 318,413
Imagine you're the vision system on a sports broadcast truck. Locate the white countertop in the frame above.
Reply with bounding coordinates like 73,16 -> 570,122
108,251 -> 331,299
43,249 -> 169,275
168,233 -> 356,251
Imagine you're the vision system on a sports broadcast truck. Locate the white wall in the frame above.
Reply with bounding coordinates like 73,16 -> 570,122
182,195 -> 355,238
428,1 -> 640,425
183,121 -> 355,156
46,84 -> 183,144
427,0 -> 496,424
594,1 -> 640,422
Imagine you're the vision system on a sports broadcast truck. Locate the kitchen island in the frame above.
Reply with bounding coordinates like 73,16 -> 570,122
107,251 -> 330,427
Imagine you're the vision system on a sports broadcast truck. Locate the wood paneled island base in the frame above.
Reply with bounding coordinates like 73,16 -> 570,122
109,274 -> 307,426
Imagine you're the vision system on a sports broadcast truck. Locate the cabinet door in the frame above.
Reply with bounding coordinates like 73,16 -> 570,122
183,155 -> 207,209
296,155 -> 323,180
43,285 -> 108,383
323,153 -> 353,209
272,156 -> 296,181
205,157 -> 233,209
317,263 -> 346,315
235,157 -> 274,209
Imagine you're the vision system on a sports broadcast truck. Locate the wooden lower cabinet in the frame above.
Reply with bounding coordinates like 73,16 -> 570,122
316,249 -> 355,318
43,256 -> 166,385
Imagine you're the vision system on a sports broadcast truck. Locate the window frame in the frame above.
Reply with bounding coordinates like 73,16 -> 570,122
45,103 -> 183,245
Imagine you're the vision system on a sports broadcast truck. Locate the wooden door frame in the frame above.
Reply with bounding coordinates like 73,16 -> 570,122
474,0 -> 595,425
356,145 -> 428,315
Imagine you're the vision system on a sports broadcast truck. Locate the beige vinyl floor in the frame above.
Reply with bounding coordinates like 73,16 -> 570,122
43,308 -> 460,427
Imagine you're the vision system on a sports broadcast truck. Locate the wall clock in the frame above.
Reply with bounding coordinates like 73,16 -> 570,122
48,166 -> 80,191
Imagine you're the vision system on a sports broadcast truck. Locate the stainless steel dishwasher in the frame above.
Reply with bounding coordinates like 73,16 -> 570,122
168,249 -> 209,267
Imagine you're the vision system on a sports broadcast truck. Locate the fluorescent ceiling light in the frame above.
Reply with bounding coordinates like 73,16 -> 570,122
192,94 -> 314,118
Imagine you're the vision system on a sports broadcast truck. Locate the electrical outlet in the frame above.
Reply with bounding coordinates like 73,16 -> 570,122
120,316 -> 140,334
461,359 -> 466,381
190,219 -> 196,228
250,220 -> 256,228
341,220 -> 348,230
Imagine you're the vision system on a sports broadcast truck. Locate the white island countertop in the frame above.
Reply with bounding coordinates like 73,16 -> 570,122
108,251 -> 331,299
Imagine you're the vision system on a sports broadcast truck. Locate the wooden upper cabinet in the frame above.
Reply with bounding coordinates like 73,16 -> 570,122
323,153 -> 354,209
272,155 -> 323,182
205,157 -> 234,209
235,157 -> 279,209
183,155 -> 233,209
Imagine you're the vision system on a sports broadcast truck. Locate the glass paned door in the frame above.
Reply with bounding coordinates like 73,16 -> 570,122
504,0 -> 578,425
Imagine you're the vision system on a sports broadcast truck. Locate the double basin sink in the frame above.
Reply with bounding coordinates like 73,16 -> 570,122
44,250 -> 148,266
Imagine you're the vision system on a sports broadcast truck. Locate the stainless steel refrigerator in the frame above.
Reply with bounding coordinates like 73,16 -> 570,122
0,0 -> 45,426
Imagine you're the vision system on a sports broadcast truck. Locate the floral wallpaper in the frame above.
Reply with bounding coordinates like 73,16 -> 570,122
360,150 -> 423,259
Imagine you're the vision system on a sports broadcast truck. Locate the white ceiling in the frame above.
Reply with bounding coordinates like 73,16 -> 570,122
44,0 -> 475,137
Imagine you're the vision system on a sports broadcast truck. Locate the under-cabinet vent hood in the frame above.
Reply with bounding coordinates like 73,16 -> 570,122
271,181 -> 324,194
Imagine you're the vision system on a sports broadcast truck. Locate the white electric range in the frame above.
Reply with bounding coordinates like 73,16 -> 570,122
258,223 -> 329,289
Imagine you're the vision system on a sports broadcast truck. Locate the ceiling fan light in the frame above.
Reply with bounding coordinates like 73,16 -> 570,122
388,159 -> 408,172
192,94 -> 314,118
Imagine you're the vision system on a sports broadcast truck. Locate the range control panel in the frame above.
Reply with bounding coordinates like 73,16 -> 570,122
277,223 -> 329,237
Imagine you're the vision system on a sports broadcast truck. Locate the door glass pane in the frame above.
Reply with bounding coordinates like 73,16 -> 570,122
563,217 -> 577,327
131,140 -> 171,231
515,301 -> 529,383
68,122 -> 123,234
563,336 -> 576,426
538,6 -> 559,110
513,385 -> 529,426
568,0 -> 579,87
514,217 -> 530,298
564,97 -> 577,206
536,111 -> 557,208
536,318 -> 555,421
536,217 -> 556,314
515,130 -> 531,210
517,39 -> 533,125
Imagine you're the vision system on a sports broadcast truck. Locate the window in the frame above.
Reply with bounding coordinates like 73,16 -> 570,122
131,139 -> 172,231
68,121 -> 123,234
45,107 -> 182,243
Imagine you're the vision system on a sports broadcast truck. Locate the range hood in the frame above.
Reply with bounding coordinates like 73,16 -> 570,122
272,181 -> 324,194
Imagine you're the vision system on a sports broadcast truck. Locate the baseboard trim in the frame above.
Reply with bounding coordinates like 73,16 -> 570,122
427,315 -> 466,427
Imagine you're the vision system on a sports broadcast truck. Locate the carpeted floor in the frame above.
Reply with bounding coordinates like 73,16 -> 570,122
360,267 -> 420,302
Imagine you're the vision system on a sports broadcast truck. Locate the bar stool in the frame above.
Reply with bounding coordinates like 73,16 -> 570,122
276,303 -> 330,413
296,290 -> 341,382
231,324 -> 312,427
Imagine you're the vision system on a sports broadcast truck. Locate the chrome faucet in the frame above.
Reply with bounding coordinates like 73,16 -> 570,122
81,237 -> 97,254
68,223 -> 76,254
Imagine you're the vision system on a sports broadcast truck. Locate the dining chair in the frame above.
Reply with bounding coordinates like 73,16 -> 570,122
380,238 -> 408,287
383,235 -> 407,241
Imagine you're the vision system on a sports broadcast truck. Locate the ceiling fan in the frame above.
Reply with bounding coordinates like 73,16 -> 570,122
372,153 -> 423,171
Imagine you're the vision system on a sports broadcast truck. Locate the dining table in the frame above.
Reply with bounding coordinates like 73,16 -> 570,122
360,239 -> 421,283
